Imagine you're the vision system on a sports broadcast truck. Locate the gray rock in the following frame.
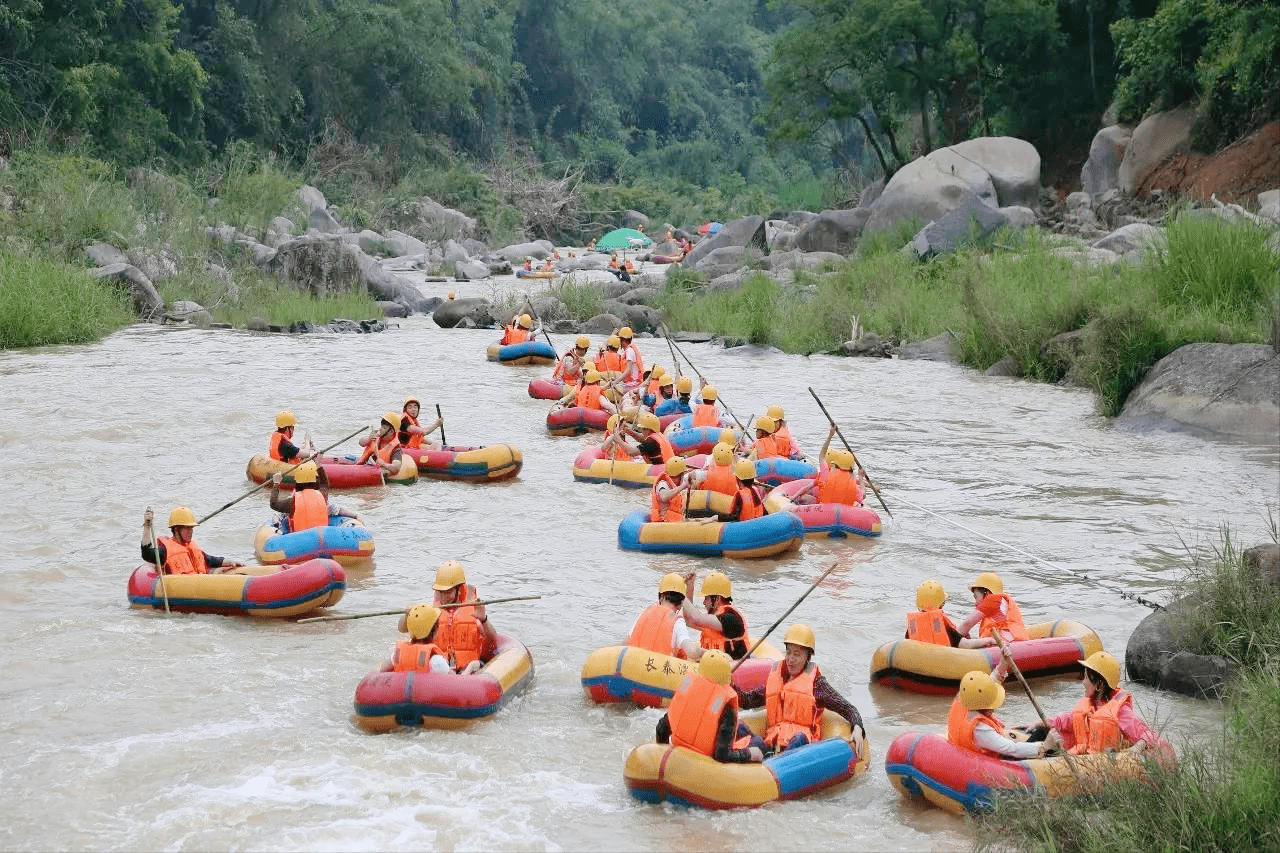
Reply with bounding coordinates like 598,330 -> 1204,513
442,239 -> 470,264
706,270 -> 751,292
453,258 -> 490,280
603,300 -> 661,334
497,241 -> 555,263
581,312 -> 626,334
946,137 -> 1041,207
308,205 -> 344,234
1125,597 -> 1234,699
999,206 -> 1038,229
1245,543 -> 1280,588
863,160 -> 973,237
557,254 -> 610,272
857,180 -> 885,209
1065,191 -> 1092,212
298,185 -> 329,215
1258,189 -> 1280,209
415,197 -> 477,241
165,300 -> 212,326
92,263 -> 163,319
683,216 -> 766,271
1091,222 -> 1165,255
377,300 -> 409,318
792,209 -> 872,255
85,242 -> 126,267
246,316 -> 271,332
615,286 -> 659,306
1081,125 -> 1133,197
265,216 -> 295,247
697,245 -> 753,279
907,193 -> 1009,260
432,297 -> 493,329
1118,108 -> 1196,195
898,332 -> 956,362
984,356 -> 1019,377
840,332 -> 893,358
765,220 -> 799,252
622,210 -> 650,231
384,230 -> 428,257
128,247 -> 180,281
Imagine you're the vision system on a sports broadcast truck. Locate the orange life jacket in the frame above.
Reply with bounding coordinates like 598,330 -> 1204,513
575,384 -> 605,410
600,350 -> 625,373
764,663 -> 822,748
269,430 -> 294,462
906,608 -> 957,646
290,488 -> 328,533
401,411 -> 422,449
358,434 -> 400,466
644,377 -> 662,399
554,353 -> 583,383
692,403 -> 720,427
735,484 -> 765,521
699,601 -> 748,658
391,640 -> 447,673
649,472 -> 686,522
816,466 -> 864,506
601,429 -> 631,460
500,325 -> 531,344
433,584 -> 489,669
628,603 -> 680,656
1070,690 -> 1132,754
622,344 -> 643,383
947,694 -> 1008,758
703,463 -> 738,496
773,424 -> 801,458
752,434 -> 783,460
639,431 -> 675,464
977,593 -> 1030,641
156,535 -> 209,575
667,674 -> 746,757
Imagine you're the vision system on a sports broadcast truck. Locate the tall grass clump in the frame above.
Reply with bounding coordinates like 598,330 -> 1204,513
1150,215 -> 1280,323
207,143 -> 306,240
547,275 -> 605,322
154,268 -> 377,329
0,251 -> 133,347
4,149 -> 138,260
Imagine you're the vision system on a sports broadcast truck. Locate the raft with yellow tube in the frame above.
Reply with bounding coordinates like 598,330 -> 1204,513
127,558 -> 346,618
352,633 -> 534,731
486,340 -> 556,365
580,643 -> 781,708
253,514 -> 374,567
618,508 -> 804,558
246,453 -> 418,487
401,443 -> 523,482
625,710 -> 869,809
764,479 -> 882,539
885,731 -> 1169,814
870,620 -> 1104,695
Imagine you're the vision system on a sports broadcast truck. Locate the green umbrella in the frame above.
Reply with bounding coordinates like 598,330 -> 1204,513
596,227 -> 653,250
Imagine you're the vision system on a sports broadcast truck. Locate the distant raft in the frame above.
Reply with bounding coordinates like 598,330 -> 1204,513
580,643 -> 779,708
528,377 -> 568,400
246,453 -> 418,487
764,479 -> 882,539
514,269 -> 555,279
254,514 -> 374,567
352,634 -> 534,732
870,620 -> 1104,695
401,443 -> 522,482
487,340 -> 556,365
625,710 -> 869,809
127,558 -> 346,618
617,508 -> 804,558
547,406 -> 610,436
885,731 -> 1171,815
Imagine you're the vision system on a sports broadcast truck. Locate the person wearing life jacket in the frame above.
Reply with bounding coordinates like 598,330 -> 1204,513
269,411 -> 309,462
904,580 -> 993,648
628,572 -> 703,660
1021,652 -> 1170,760
654,374 -> 691,417
141,506 -> 244,575
523,257 -> 533,272
381,604 -> 451,674
399,395 -> 444,450
748,416 -> 785,461
696,441 -> 740,497
718,459 -> 767,522
429,560 -> 497,674
632,411 -> 676,464
500,313 -> 535,345
649,457 -> 691,522
617,326 -> 644,385
553,336 -> 592,385
691,385 -> 724,428
597,335 -> 626,375
679,571 -> 750,660
794,448 -> 865,507
640,364 -> 665,408
268,462 -> 360,532
957,571 -> 1030,644
573,370 -> 617,414
357,412 -> 407,476
737,624 -> 865,754
947,670 -> 1062,759
765,405 -> 805,460
655,650 -> 764,763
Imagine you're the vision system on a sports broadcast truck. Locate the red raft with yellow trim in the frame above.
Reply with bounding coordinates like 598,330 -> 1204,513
127,559 -> 346,618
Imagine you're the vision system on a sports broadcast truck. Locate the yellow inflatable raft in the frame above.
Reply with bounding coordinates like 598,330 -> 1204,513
581,642 -> 782,708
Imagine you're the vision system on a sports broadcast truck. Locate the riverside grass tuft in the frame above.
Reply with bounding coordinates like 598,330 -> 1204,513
0,251 -> 133,348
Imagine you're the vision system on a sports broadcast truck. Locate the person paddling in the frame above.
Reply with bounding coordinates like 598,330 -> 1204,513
142,507 -> 245,574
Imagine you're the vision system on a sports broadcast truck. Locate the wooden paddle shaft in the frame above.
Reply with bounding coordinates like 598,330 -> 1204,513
733,561 -> 839,670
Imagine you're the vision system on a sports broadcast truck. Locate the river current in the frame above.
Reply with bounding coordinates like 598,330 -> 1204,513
1,291 -> 1275,851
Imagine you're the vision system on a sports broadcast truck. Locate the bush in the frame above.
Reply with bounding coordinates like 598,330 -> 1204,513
0,250 -> 133,347
5,149 -> 138,260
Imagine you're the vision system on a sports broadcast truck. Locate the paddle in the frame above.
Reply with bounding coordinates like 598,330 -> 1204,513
991,632 -> 1084,779
662,326 -> 683,376
808,387 -> 893,520
732,560 -> 840,670
198,426 -> 368,525
144,506 -> 171,615
659,321 -> 747,431
435,403 -> 447,446
296,595 -> 543,623
522,293 -> 556,350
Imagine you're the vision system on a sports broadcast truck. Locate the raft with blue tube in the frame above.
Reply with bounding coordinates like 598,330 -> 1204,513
486,340 -> 556,365
764,479 -> 882,539
617,508 -> 804,558
402,443 -> 523,482
751,456 -> 818,488
580,643 -> 780,708
352,633 -> 534,731
664,423 -> 734,457
624,710 -> 869,809
127,558 -> 346,618
253,514 -> 374,567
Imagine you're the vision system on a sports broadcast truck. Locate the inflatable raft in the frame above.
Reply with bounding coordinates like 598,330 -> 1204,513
515,268 -> 555,279
528,377 -> 568,400
665,424 -> 731,457
127,558 -> 346,618
487,340 -> 556,365
625,710 -> 868,809
870,619 -> 1104,695
885,731 -> 1167,814
247,454 -> 419,487
764,480 -> 882,538
664,413 -> 734,434
751,456 -> 818,488
253,514 -> 375,567
547,406 -> 610,436
617,508 -> 804,558
352,633 -> 534,731
580,643 -> 780,708
402,443 -> 522,482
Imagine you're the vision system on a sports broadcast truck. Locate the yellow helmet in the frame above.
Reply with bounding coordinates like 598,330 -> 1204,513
403,395 -> 420,409
676,376 -> 693,395
827,449 -> 855,471
960,670 -> 1007,711
619,326 -> 634,339
167,506 -> 197,527
665,456 -> 688,478
381,411 -> 402,431
718,428 -> 737,446
659,572 -> 686,596
784,623 -> 816,651
293,461 -> 319,485
433,560 -> 467,591
275,411 -> 297,429
971,572 -> 1004,595
637,412 -> 661,433
711,442 -> 734,465
446,290 -> 456,300
916,580 -> 946,611
659,374 -> 675,388
701,385 -> 718,402
518,313 -> 533,329
767,404 -> 785,421
1080,651 -> 1122,690
699,649 -> 733,685
649,365 -> 665,379
405,604 -> 441,640
754,415 -> 776,434
585,370 -> 601,384
701,571 -> 732,598
607,335 -> 621,349
607,414 -> 620,432
734,459 -> 756,480
576,335 -> 590,350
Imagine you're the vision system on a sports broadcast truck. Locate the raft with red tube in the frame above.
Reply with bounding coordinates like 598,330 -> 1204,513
127,558 -> 346,618
764,479 -> 882,538
246,453 -> 418,488
547,406 -> 610,436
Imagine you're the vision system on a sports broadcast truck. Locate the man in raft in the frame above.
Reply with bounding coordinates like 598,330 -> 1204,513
948,670 -> 1062,759
357,412 -> 408,477
957,571 -> 1029,648
679,571 -> 751,660
793,447 -> 865,507
617,326 -> 644,386
747,415 -> 785,460
424,560 -> 497,675
142,506 -> 245,574
765,405 -> 805,460
691,385 -> 726,428
655,375 -> 694,417
716,459 -> 768,522
552,335 -> 592,387
499,312 -> 535,345
736,624 -> 866,754
269,410 -> 311,462
400,395 -> 444,450
269,462 -> 361,533
904,579 -> 994,648
628,572 -> 704,661
655,650 -> 765,763
695,441 -> 740,497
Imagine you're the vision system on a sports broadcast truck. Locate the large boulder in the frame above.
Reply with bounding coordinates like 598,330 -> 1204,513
863,160 -> 973,237
453,258 -> 491,280
1119,343 -> 1280,440
1081,125 -> 1133,197
603,300 -> 661,333
697,246 -> 754,279
791,209 -> 872,255
1125,597 -> 1234,699
93,263 -> 163,319
267,235 -> 429,311
497,241 -> 555,263
682,216 -> 765,271
84,242 -> 126,267
1118,108 -> 1196,195
298,185 -> 343,234
412,197 -> 477,241
432,297 -> 493,329
1091,222 -> 1165,256
906,193 -> 1009,260
931,137 -> 1041,208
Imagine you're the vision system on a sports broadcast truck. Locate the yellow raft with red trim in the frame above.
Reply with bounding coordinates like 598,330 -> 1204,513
581,641 -> 782,708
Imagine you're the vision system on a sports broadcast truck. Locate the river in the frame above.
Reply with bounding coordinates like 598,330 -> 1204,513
0,305 -> 1275,851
